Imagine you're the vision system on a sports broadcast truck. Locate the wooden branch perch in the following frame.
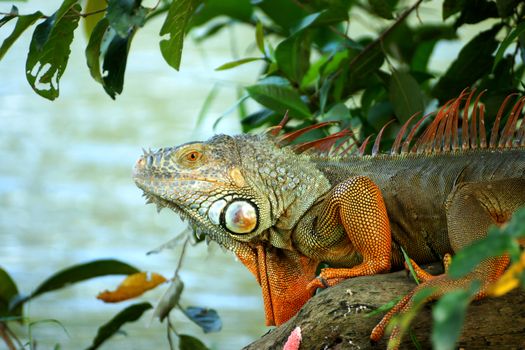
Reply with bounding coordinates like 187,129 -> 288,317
244,264 -> 525,349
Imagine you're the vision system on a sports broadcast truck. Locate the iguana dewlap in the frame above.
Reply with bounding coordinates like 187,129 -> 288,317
133,91 -> 525,347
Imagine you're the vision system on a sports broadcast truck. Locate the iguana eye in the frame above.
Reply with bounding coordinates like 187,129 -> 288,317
178,148 -> 204,166
186,150 -> 202,162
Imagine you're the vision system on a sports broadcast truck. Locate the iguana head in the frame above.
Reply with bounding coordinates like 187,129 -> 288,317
133,133 -> 330,325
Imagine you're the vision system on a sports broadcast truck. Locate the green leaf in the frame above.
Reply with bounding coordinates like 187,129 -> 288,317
25,0 -> 81,100
492,21 -> 525,72
85,18 -> 109,83
0,10 -> 42,61
319,78 -> 332,116
365,296 -> 402,318
195,83 -> 220,127
159,0 -> 201,70
369,0 -> 398,19
442,0 -> 464,20
367,100 -> 394,131
431,283 -> 478,350
275,30 -> 311,83
182,307 -> 222,333
106,0 -> 146,38
215,57 -> 263,71
153,278 -> 184,322
0,267 -> 20,318
256,0 -> 307,33
189,0 -> 252,27
246,78 -> 311,119
432,26 -> 500,102
497,206 -> 525,239
400,246 -> 419,284
0,5 -> 18,28
11,259 -> 139,309
346,45 -> 384,94
454,0 -> 498,27
292,8 -> 348,33
86,302 -> 152,350
496,0 -> 520,17
323,103 -> 350,122
179,334 -> 209,350
389,69 -> 425,123
255,20 -> 265,54
241,109 -> 276,130
410,41 -> 437,71
300,54 -> 329,89
101,28 -> 135,98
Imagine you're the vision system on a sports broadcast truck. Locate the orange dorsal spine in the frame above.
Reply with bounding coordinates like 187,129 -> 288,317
267,90 -> 525,157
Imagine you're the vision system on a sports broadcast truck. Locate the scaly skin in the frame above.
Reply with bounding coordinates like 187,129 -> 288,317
133,93 -> 525,348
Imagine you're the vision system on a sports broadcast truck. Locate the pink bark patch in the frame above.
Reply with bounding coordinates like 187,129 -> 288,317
283,326 -> 302,350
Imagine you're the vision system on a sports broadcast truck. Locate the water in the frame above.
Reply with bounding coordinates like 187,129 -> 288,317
0,2 -> 266,349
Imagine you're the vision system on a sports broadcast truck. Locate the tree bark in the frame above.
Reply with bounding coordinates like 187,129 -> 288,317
243,264 -> 525,350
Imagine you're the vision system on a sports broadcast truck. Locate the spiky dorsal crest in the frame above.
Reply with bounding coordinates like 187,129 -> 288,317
266,89 -> 525,157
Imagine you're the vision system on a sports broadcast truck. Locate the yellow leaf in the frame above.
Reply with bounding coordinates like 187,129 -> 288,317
97,272 -> 167,303
487,251 -> 525,297
83,0 -> 106,38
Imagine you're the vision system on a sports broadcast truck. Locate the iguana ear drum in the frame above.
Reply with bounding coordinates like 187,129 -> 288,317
221,200 -> 258,235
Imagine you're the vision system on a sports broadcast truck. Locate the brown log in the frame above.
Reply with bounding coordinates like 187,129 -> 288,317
243,264 -> 525,350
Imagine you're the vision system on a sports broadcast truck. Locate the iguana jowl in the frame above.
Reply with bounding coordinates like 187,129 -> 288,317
133,91 -> 525,347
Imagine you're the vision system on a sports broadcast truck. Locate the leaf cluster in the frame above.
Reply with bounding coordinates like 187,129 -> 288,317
0,258 -> 220,350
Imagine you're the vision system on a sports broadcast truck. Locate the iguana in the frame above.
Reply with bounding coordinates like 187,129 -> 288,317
133,90 -> 525,348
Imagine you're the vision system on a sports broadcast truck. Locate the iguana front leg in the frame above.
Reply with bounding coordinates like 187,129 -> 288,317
372,178 -> 525,348
307,176 -> 392,292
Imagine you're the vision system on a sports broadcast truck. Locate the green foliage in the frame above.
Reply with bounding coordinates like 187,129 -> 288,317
0,8 -> 41,60
431,282 -> 479,350
22,259 -> 139,303
405,207 -> 525,349
106,0 -> 146,38
246,77 -> 311,119
0,267 -> 20,319
159,0 -> 201,71
87,302 -> 153,350
179,334 -> 209,350
0,0 -> 523,110
0,258 -> 219,350
389,69 -> 425,123
25,0 -> 80,100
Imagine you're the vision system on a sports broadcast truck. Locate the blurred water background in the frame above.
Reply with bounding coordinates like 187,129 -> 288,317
0,1 -> 480,349
0,2 -> 268,349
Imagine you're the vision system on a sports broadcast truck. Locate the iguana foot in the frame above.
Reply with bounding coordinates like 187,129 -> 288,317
306,260 -> 391,294
371,255 -> 509,349
404,253 -> 452,282
306,276 -> 344,293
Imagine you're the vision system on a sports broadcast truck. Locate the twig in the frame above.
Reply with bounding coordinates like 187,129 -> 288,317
5,326 -> 23,350
166,318 -> 176,350
347,0 -> 424,70
173,235 -> 190,279
0,323 -> 16,350
0,7 -> 107,20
